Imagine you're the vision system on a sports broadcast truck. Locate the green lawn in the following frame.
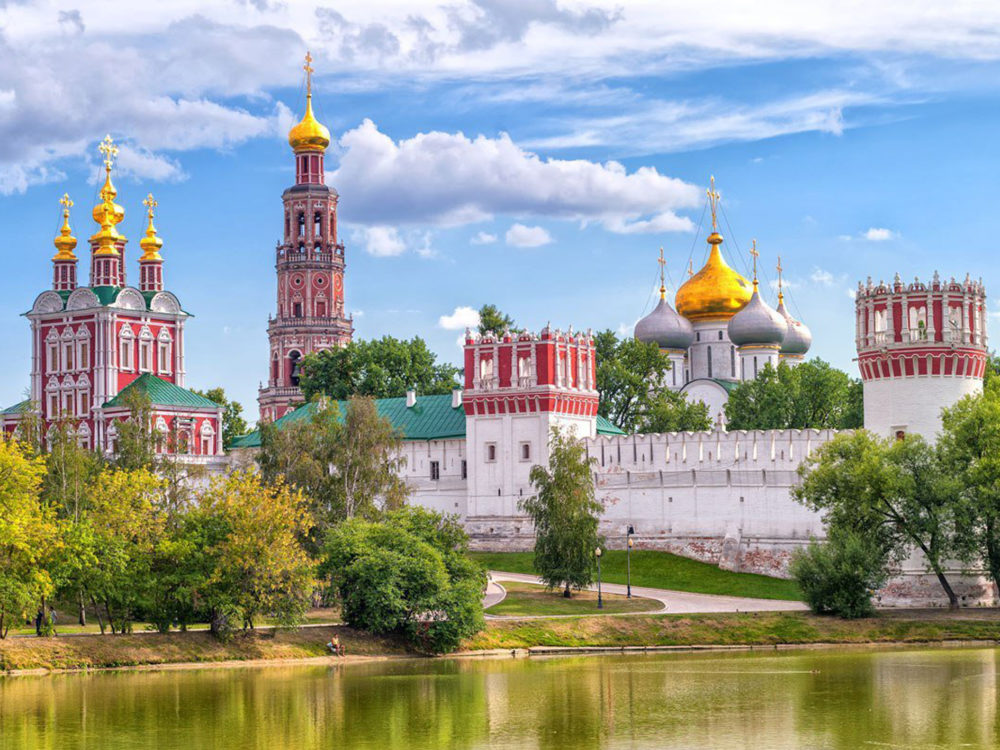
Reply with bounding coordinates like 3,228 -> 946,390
487,580 -> 661,617
471,550 -> 802,601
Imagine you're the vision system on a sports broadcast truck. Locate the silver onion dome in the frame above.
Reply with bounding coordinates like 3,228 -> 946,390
634,296 -> 695,351
727,286 -> 788,346
776,297 -> 812,355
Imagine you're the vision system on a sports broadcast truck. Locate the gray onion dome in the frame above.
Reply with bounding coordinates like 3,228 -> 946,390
776,297 -> 812,355
727,286 -> 788,346
634,296 -> 695,350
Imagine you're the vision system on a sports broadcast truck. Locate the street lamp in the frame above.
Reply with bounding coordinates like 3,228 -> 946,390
595,547 -> 603,609
626,525 -> 635,599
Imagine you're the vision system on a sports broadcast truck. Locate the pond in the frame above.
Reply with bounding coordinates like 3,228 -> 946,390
1,646 -> 998,749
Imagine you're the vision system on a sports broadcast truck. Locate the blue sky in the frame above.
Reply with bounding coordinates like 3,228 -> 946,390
3,1 -> 1000,419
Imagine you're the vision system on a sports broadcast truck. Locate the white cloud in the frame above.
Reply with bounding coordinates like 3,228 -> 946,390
864,227 -> 897,241
438,305 -> 481,330
331,119 -> 698,232
846,288 -> 858,300
506,223 -> 552,247
810,268 -> 835,286
471,231 -> 497,245
353,226 -> 406,256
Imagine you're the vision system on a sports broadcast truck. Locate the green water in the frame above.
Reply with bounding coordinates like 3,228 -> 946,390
1,647 -> 999,749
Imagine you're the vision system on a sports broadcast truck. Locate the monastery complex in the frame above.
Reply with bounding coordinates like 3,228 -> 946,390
3,58 -> 994,607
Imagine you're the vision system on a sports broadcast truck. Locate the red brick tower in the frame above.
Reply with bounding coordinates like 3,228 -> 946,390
258,53 -> 353,421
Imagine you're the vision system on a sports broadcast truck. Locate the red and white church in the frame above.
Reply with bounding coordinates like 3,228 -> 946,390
0,135 -> 224,463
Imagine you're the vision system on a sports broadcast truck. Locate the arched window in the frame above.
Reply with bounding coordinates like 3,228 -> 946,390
316,299 -> 327,318
314,211 -> 322,238
707,346 -> 712,378
288,351 -> 302,386
292,300 -> 303,318
285,212 -> 290,238
271,354 -> 279,383
730,346 -> 736,377
297,213 -> 305,238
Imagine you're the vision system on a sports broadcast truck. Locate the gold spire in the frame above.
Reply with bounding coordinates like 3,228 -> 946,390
776,255 -> 784,303
749,238 -> 759,289
288,51 -> 331,153
657,246 -> 666,299
89,134 -> 126,255
53,193 -> 78,260
707,175 -> 720,231
139,192 -> 163,261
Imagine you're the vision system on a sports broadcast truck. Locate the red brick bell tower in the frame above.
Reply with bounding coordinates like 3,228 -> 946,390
258,53 -> 353,421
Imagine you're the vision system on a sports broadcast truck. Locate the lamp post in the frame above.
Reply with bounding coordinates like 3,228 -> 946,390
626,525 -> 635,599
595,547 -> 603,609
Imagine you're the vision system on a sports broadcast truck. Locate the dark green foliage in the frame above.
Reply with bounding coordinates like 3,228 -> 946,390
477,304 -> 520,336
520,429 -> 604,597
637,388 -> 712,433
298,336 -> 459,401
191,387 -> 248,448
322,507 -> 486,654
725,359 -> 864,430
790,532 -> 888,618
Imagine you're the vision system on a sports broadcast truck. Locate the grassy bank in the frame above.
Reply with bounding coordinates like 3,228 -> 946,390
471,550 -> 802,601
0,626 -> 409,673
466,611 -> 1000,651
487,581 -> 661,616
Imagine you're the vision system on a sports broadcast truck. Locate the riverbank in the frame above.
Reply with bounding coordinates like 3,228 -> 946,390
2,611 -> 999,675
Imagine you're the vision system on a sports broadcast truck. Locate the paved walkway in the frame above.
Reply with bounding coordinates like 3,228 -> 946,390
488,571 -> 807,615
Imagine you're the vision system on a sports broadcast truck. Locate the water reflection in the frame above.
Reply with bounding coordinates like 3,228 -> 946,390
0,647 -> 998,749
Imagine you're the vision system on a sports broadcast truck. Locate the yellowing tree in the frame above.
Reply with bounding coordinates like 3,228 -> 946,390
0,440 -> 57,638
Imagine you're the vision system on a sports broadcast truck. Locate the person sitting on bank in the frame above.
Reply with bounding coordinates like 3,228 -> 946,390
327,634 -> 345,657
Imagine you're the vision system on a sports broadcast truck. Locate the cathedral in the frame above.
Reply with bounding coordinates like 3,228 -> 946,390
633,179 -> 812,420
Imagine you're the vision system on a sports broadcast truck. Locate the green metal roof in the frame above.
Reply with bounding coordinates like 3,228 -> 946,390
231,395 -> 627,448
102,373 -> 219,410
1,399 -> 31,415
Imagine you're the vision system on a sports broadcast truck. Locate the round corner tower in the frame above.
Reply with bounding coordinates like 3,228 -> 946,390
258,54 -> 353,422
855,271 -> 988,440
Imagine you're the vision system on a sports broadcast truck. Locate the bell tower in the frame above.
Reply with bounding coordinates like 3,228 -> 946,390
258,53 -> 353,421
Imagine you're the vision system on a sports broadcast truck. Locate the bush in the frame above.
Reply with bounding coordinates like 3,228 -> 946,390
790,532 -> 888,618
322,507 -> 486,654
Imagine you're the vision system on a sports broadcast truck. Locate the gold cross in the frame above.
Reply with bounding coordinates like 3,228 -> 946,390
98,134 -> 118,170
707,175 -> 720,231
657,246 -> 666,291
687,258 -> 694,277
749,238 -> 759,282
143,192 -> 157,218
776,255 -> 785,301
304,51 -> 314,96
59,193 -> 73,211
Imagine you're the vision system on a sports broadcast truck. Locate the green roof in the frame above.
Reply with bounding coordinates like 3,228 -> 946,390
2,399 -> 31,415
102,373 -> 219,410
231,395 -> 627,448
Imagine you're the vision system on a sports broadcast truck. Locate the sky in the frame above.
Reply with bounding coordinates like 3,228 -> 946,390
3,0 -> 1000,419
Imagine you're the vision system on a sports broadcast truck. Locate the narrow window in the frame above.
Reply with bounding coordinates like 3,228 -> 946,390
297,213 -> 305,238
754,356 -> 758,377
293,302 -> 303,318
707,345 -> 713,378
201,436 -> 212,455
79,342 -> 89,370
316,300 -> 327,317
486,443 -> 497,462
520,442 -> 531,461
730,346 -> 735,377
314,212 -> 322,238
49,394 -> 58,415
718,330 -> 723,340
120,339 -> 133,370
461,460 -> 467,479
430,461 -> 440,480
140,341 -> 152,372
63,343 -> 74,371
48,344 -> 58,372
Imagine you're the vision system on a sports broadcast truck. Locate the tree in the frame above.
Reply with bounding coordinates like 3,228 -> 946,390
593,330 -> 669,431
790,530 -> 888,618
259,397 -> 409,549
637,388 -> 712,433
298,336 -> 459,402
192,387 -> 248,448
197,472 -> 315,636
322,507 -> 485,653
794,431 -> 961,608
938,380 -> 1000,589
477,304 -> 519,336
0,440 -> 57,639
520,429 -> 604,597
112,388 -> 160,471
725,359 -> 864,430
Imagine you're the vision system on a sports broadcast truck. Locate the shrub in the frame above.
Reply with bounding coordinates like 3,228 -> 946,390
790,532 -> 888,618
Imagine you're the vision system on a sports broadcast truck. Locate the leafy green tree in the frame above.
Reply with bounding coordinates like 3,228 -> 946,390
112,388 -> 160,471
939,380 -> 1000,589
725,359 -> 863,430
593,330 -> 669,431
520,429 -> 604,597
0,440 -> 57,639
477,304 -> 519,336
790,530 -> 888,618
794,431 -> 961,608
259,397 -> 409,549
197,472 -> 315,636
192,387 -> 248,448
637,388 -> 712,433
298,336 -> 459,402
322,507 -> 485,653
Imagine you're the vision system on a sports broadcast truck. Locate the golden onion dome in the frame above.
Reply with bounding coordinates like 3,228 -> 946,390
288,93 -> 330,153
675,232 -> 753,322
139,193 -> 163,262
89,136 -> 126,255
52,193 -> 78,261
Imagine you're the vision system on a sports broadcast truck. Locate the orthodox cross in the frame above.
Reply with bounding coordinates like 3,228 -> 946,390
98,134 -> 118,171
658,246 -> 666,295
304,51 -> 314,96
687,258 -> 694,277
707,175 -> 720,231
749,239 -> 759,284
59,193 -> 73,215
776,255 -> 784,301
143,192 -> 158,219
